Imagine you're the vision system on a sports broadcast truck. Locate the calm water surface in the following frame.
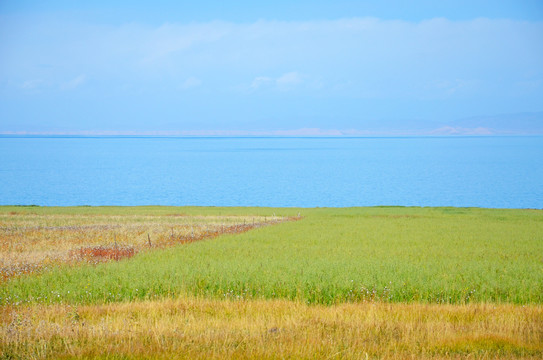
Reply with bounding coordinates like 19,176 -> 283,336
1,136 -> 542,208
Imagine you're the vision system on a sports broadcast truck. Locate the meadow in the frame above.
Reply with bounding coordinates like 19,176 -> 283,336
1,205 -> 542,359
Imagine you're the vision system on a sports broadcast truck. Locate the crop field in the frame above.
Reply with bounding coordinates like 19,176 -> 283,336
1,205 -> 542,359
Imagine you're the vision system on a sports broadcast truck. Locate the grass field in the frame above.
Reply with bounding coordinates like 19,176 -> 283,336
1,205 -> 542,359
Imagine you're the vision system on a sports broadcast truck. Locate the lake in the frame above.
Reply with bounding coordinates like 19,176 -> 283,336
1,136 -> 542,208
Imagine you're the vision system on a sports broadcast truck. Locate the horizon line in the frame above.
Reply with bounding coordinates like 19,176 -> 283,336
1,127 -> 542,137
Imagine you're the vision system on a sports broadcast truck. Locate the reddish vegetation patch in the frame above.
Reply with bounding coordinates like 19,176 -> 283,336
165,217 -> 302,245
173,223 -> 258,244
70,246 -> 136,261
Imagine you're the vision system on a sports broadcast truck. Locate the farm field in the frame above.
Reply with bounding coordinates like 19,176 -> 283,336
1,205 -> 543,359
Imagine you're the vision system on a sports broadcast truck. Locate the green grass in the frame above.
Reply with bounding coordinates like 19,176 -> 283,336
1,206 -> 542,305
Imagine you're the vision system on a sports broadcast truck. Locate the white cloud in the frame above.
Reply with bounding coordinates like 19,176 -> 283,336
276,71 -> 302,86
139,22 -> 232,65
20,79 -> 43,90
427,79 -> 479,98
61,74 -> 86,90
181,76 -> 202,89
250,76 -> 273,89
250,71 -> 304,91
2,15 -> 542,125
7,17 -> 541,95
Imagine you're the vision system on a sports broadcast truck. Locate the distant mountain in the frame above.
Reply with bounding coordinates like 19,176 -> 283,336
427,126 -> 496,136
1,112 -> 541,137
439,112 -> 543,135
339,112 -> 543,136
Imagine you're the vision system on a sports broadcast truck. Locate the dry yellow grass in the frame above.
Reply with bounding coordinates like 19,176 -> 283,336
1,297 -> 542,359
0,212 -> 277,281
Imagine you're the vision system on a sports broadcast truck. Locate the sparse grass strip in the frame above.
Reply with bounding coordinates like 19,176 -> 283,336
0,208 -> 290,282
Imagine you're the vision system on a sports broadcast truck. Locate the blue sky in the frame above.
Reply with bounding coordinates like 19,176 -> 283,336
1,1 -> 542,134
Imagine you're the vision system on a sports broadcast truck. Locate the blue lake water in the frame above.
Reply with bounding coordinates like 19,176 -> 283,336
1,136 -> 542,208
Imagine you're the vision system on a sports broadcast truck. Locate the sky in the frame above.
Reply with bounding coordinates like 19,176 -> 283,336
1,0 -> 542,135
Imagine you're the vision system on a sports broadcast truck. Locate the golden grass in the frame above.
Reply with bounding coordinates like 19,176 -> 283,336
1,297 -> 541,359
0,212 -> 286,281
